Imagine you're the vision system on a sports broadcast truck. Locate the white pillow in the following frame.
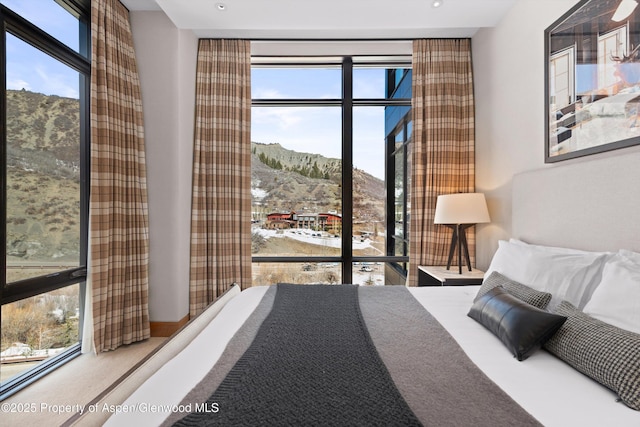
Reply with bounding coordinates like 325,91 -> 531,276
485,240 -> 609,311
508,240 -> 613,307
509,238 -> 609,256
583,250 -> 640,334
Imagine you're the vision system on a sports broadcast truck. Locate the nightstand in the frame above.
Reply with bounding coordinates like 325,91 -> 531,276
418,265 -> 485,286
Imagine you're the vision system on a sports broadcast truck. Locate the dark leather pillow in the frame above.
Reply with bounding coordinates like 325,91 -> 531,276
468,286 -> 567,361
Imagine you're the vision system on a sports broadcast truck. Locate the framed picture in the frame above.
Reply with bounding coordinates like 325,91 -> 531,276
545,0 -> 640,162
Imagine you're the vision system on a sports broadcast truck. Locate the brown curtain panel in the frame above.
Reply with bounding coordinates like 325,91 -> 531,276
408,39 -> 476,287
189,39 -> 252,317
90,0 -> 150,352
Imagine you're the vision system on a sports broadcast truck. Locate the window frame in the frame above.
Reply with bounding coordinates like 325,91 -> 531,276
251,56 -> 411,284
1,0 -> 90,399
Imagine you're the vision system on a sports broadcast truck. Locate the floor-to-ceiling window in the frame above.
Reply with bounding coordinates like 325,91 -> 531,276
1,0 -> 90,399
251,56 -> 411,285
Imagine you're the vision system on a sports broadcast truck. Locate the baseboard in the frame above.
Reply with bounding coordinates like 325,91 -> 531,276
150,314 -> 190,337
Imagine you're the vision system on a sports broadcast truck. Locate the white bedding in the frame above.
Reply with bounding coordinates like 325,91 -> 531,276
106,285 -> 639,427
411,286 -> 638,427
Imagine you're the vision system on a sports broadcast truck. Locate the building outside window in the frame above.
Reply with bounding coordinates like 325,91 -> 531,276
251,57 -> 411,286
386,68 -> 412,280
0,0 -> 90,399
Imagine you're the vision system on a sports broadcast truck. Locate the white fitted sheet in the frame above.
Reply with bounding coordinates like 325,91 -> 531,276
105,285 -> 639,426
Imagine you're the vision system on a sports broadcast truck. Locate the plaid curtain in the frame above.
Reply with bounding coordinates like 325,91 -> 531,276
408,39 -> 476,287
90,0 -> 150,352
189,39 -> 252,317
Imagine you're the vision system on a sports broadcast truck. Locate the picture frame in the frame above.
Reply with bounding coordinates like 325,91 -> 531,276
545,0 -> 640,163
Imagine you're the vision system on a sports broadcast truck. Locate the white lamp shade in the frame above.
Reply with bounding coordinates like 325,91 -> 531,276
434,193 -> 490,225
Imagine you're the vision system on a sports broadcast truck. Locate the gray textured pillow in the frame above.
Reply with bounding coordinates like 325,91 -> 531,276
475,271 -> 552,309
544,301 -> 640,411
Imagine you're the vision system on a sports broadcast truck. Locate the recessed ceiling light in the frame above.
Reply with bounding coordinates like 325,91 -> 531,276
432,0 -> 443,7
215,3 -> 226,11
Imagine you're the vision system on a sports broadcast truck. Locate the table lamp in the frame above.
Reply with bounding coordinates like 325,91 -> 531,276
434,193 -> 490,274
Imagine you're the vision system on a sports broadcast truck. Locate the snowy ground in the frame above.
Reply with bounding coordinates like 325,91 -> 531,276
253,227 -> 386,285
254,227 -> 380,252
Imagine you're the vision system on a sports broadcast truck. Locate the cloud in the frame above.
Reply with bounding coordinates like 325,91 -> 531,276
252,106 -> 306,130
252,106 -> 342,157
354,77 -> 384,98
34,66 -> 79,98
6,79 -> 32,91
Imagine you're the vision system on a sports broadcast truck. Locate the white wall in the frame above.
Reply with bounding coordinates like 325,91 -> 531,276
130,11 -> 198,322
473,0 -> 640,269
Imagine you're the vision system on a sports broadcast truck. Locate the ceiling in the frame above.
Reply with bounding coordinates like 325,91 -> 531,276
120,0 -> 520,39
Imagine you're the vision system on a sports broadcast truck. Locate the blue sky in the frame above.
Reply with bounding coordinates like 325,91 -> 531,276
2,0 -> 390,179
2,0 -> 80,98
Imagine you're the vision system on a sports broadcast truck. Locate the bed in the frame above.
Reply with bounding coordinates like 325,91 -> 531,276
66,159 -> 640,426
69,254 -> 640,426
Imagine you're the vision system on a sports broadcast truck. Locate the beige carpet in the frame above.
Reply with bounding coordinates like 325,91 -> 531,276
2,337 -> 165,426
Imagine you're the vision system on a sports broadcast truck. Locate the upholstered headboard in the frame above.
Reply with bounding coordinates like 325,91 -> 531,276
512,150 -> 640,252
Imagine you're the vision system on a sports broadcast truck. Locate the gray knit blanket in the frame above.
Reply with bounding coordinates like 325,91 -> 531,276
172,284 -> 421,426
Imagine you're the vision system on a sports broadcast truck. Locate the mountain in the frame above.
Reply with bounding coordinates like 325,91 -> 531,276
6,89 -> 80,172
251,142 -> 342,181
5,90 -> 81,266
251,142 -> 385,224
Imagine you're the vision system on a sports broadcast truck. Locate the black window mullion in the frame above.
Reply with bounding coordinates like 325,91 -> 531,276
252,98 -> 341,107
341,57 -> 353,284
56,0 -> 91,19
77,66 -> 90,338
1,12 -> 6,295
353,98 -> 410,107
2,267 -> 87,305
2,5 -> 89,73
403,122 -> 410,254
385,133 -> 395,258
